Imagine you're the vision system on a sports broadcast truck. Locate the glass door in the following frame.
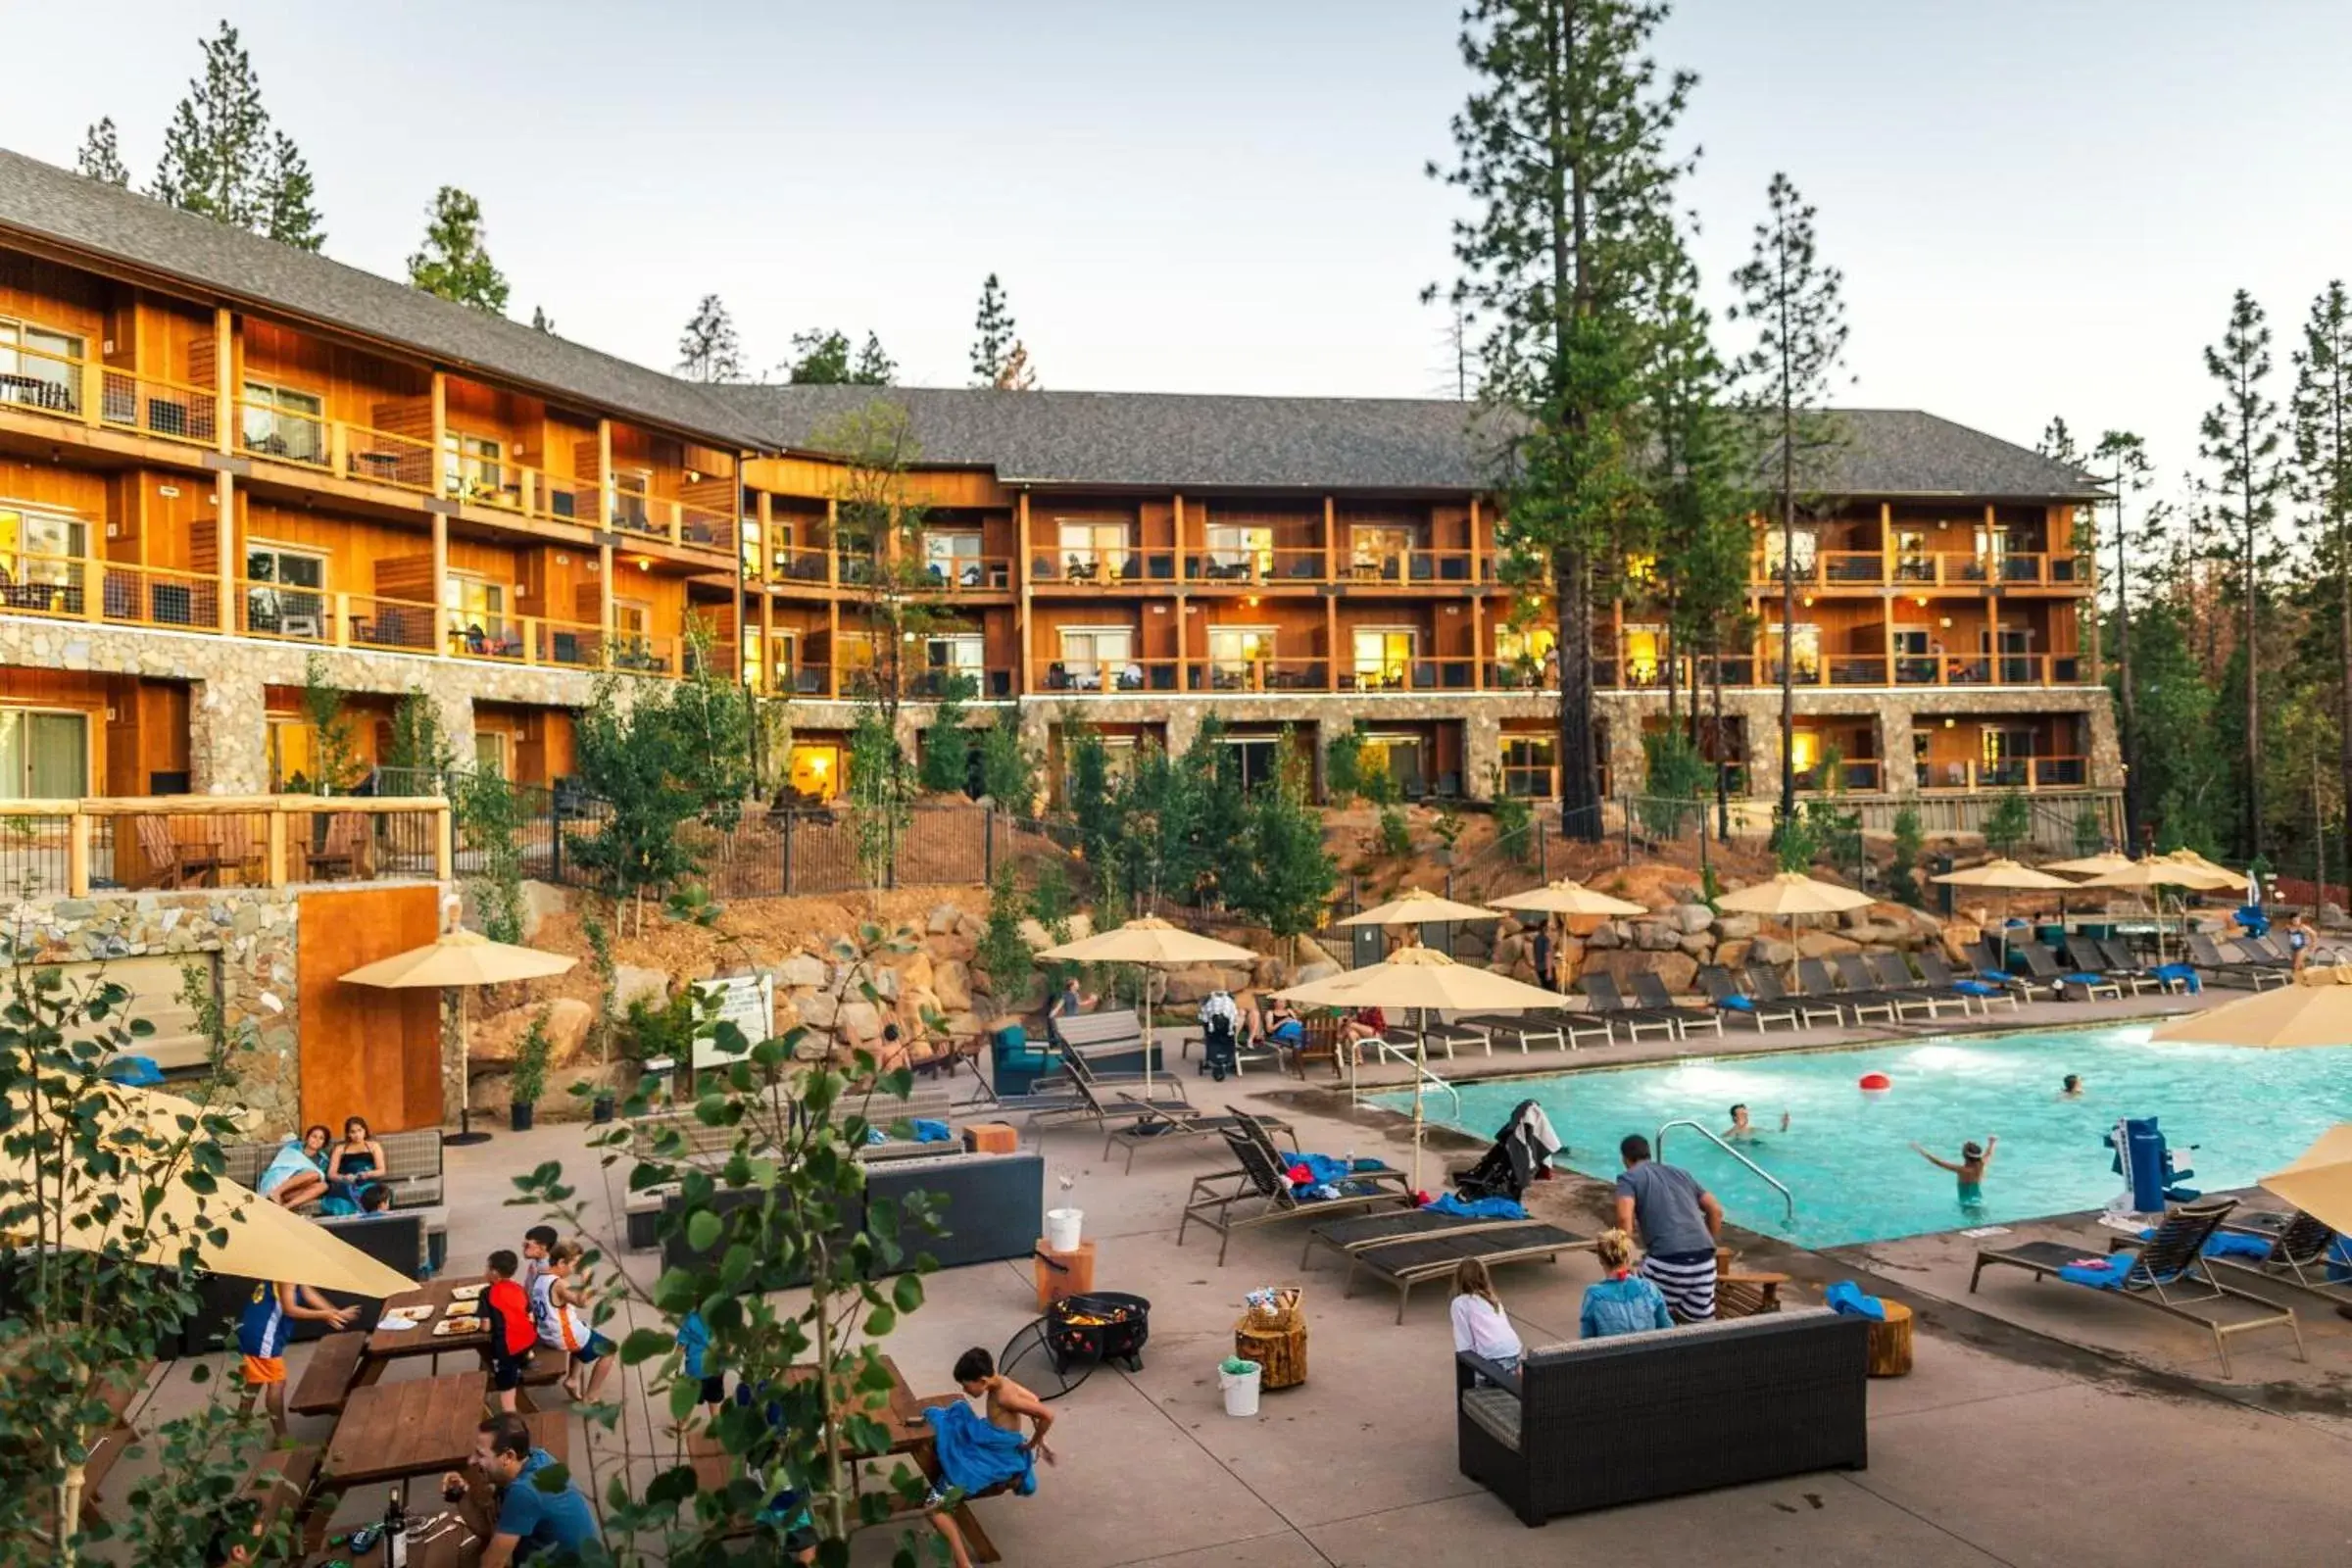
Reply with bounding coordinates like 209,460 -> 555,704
1351,627 -> 1414,689
246,544 -> 327,638
0,709 -> 87,797
1205,625 -> 1276,688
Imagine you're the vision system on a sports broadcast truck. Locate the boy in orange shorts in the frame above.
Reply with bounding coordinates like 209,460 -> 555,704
235,1279 -> 354,1436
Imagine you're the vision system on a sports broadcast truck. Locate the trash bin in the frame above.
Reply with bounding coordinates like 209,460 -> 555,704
1045,1207 -> 1083,1252
1219,1356 -> 1261,1417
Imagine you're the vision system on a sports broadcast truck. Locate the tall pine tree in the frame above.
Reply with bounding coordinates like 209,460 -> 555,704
676,295 -> 744,382
407,187 -> 509,314
2092,429 -> 2154,852
148,22 -> 322,247
2200,288 -> 2285,858
1730,172 -> 1849,829
851,332 -> 897,386
2292,280 -> 2352,873
971,274 -> 1017,386
76,119 -> 128,187
1428,0 -> 1695,840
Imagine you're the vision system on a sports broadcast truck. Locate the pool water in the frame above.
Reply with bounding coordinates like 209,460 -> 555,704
1375,1027 -> 2352,1249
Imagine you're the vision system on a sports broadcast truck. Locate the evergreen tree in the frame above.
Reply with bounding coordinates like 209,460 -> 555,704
1427,0 -> 1696,841
149,22 -> 321,245
916,685 -> 973,794
2199,288 -> 2286,857
970,273 -> 1018,386
978,720 -> 1039,812
2092,429 -> 2154,851
852,332 -> 897,386
1239,750 -> 1338,946
407,186 -> 510,314
2129,599 -> 2233,852
677,294 -> 745,382
786,328 -> 894,385
530,305 -> 558,334
1730,172 -> 1850,830
76,118 -> 128,186
2292,280 -> 2352,869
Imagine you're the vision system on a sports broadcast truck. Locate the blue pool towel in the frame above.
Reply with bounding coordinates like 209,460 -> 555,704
1976,969 -> 2012,985
2328,1238 -> 2352,1284
2152,963 -> 2202,994
911,1118 -> 953,1143
924,1400 -> 1037,1497
1953,978 -> 2002,997
1425,1193 -> 1527,1220
2056,1253 -> 2137,1289
1718,994 -> 1756,1012
2139,1227 -> 2272,1261
102,1055 -> 165,1088
2064,972 -> 2108,987
1823,1281 -> 1886,1320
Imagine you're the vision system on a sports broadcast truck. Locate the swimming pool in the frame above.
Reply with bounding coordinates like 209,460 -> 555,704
1374,1027 -> 2352,1249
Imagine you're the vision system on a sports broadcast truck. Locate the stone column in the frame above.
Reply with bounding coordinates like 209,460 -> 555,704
1736,694 -> 1780,805
2083,696 -> 2123,790
1462,709 -> 1501,802
1602,700 -> 1646,800
1163,705 -> 1203,759
190,668 -> 270,794
1875,699 -> 1918,794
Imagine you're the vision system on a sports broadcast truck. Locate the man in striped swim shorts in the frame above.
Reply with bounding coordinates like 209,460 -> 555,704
1612,1135 -> 1725,1323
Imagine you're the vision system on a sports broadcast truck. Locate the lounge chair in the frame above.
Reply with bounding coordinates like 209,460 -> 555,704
1794,957 -> 1895,1026
1916,950 -> 2020,1012
1299,1208 -> 1544,1271
2058,934 -> 2161,996
1962,939 -> 2058,1002
1102,1093 -> 1297,1174
2015,939 -> 2122,1002
1836,953 -> 1955,1021
2184,932 -> 2290,991
1744,964 -> 1844,1028
1629,972 -> 1728,1039
1969,1198 -> 2306,1376
1343,1220 -> 1592,1322
1697,963 -> 1798,1031
1868,951 -> 1978,1018
1578,974 -> 1683,1042
1521,1006 -> 1617,1049
2207,1208 -> 2352,1307
1177,1113 -> 1414,1264
1378,1010 -> 1488,1060
2096,937 -> 2192,995
1457,1012 -> 1564,1052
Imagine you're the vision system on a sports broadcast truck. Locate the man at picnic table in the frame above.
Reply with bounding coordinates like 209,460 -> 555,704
439,1415 -> 599,1566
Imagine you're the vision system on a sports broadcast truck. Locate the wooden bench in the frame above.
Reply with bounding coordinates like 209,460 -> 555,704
288,1331 -> 369,1417
1288,1015 -> 1343,1080
221,1443 -> 319,1566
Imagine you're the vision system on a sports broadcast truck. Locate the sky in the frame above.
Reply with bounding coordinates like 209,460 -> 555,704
7,1 -> 2352,519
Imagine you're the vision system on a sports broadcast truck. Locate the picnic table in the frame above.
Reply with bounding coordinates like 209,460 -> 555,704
307,1381 -> 564,1561
685,1355 -> 1000,1562
363,1279 -> 491,1382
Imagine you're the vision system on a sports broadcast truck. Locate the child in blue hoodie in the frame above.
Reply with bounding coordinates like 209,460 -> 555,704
1580,1229 -> 1674,1340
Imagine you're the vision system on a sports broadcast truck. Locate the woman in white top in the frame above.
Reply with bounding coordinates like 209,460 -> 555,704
1449,1256 -> 1524,1373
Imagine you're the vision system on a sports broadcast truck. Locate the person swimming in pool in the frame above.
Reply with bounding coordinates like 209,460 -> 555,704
1725,1103 -> 1790,1143
1912,1136 -> 1995,1206
2060,1074 -> 2084,1099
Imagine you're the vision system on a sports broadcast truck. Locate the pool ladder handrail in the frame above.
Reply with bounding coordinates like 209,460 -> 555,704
1655,1118 -> 1795,1223
1346,1030 -> 1463,1121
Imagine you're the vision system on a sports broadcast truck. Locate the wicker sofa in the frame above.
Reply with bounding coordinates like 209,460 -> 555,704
659,1150 -> 1043,1280
223,1128 -> 445,1210
1455,1306 -> 1869,1526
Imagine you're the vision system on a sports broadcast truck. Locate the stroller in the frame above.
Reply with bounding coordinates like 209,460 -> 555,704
1453,1098 -> 1563,1203
1199,1012 -> 1239,1082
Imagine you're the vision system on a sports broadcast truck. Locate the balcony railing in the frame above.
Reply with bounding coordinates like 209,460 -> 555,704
1338,549 -> 1478,585
1756,551 -> 2086,590
1034,657 -> 1184,693
917,556 -> 1014,593
1916,756 -> 2090,792
0,339 -> 223,448
1031,549 -> 1179,585
608,482 -> 734,552
1185,548 -> 1328,586
0,795 -> 453,900
1795,759 -> 1884,792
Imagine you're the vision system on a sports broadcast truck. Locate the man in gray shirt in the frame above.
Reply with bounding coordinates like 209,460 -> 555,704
1612,1134 -> 1725,1321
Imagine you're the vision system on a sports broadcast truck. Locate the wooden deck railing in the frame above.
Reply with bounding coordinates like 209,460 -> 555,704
0,796 -> 452,900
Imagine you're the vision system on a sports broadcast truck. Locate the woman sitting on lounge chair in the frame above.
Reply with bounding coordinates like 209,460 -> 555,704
1339,1005 -> 1388,1065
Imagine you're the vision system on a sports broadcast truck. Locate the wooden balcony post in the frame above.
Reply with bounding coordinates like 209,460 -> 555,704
66,810 -> 91,898
598,419 -> 616,531
1013,490 -> 1032,696
598,541 -> 615,667
1471,593 -> 1485,690
329,420 -> 350,477
430,371 -> 449,494
827,597 -> 841,699
430,512 -> 450,658
213,307 -> 234,457
1323,495 -> 1338,581
79,361 -> 102,429
265,808 -> 288,888
667,499 -> 682,547
1172,493 -> 1186,584
81,553 -> 102,623
825,497 -> 840,587
1987,592 -> 2001,685
215,471 -> 236,632
432,803 -> 455,882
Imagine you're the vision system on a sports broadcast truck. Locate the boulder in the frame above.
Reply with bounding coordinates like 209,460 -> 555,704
1160,965 -> 1223,1004
1676,933 -> 1713,956
613,964 -> 668,1012
933,958 -> 973,1012
1750,936 -> 1797,968
1715,938 -> 1751,971
798,990 -> 841,1032
928,903 -> 961,935
1586,921 -> 1623,951
1293,934 -> 1337,971
1672,903 -> 1714,935
1632,921 -> 1681,953
900,986 -> 944,1029
1250,953 -> 1286,992
1492,931 -> 1525,969
1294,960 -> 1340,987
836,1001 -> 882,1043
470,997 -> 594,1069
1581,947 -> 1697,996
893,950 -> 935,995
869,966 -> 901,1003
517,880 -> 568,942
1795,928 -> 1861,958
955,912 -> 986,942
1714,914 -> 1759,942
775,953 -> 828,991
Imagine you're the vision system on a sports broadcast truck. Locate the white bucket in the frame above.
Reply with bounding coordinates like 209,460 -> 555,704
1044,1207 -> 1083,1252
1219,1359 -> 1261,1417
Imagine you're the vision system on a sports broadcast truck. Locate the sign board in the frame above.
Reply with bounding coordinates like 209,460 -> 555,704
691,973 -> 774,1069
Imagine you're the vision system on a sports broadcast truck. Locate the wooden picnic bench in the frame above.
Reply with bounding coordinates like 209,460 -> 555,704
289,1330 -> 369,1416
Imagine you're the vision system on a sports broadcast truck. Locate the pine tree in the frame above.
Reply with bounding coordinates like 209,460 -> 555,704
676,294 -> 744,382
149,22 -> 319,245
851,332 -> 897,386
76,119 -> 128,187
530,306 -> 558,335
1730,172 -> 1850,830
995,342 -> 1038,391
970,273 -> 1018,387
2292,281 -> 2352,877
2200,288 -> 2285,857
262,132 -> 322,251
1427,0 -> 1696,841
2092,429 -> 2153,852
407,187 -> 510,315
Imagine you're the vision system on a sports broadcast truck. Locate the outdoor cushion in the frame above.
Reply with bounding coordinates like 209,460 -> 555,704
1461,1386 -> 1522,1451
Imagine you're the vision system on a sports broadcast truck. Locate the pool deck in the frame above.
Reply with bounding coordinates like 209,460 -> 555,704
86,984 -> 2352,1566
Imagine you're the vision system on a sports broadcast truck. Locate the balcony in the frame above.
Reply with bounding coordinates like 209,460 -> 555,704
0,339 -> 220,448
1184,548 -> 1328,587
0,795 -> 452,900
1336,549 -> 1478,586
606,479 -> 733,553
1915,756 -> 2090,792
1755,551 -> 2086,591
1032,548 -> 1178,586
916,557 -> 1014,594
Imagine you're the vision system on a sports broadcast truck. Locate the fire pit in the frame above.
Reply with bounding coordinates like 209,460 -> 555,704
1047,1292 -> 1150,1373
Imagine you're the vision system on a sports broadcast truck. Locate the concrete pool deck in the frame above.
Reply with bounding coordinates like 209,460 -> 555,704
81,985 -> 2352,1565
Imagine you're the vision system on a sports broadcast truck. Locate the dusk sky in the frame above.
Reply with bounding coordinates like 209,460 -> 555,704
8,1 -> 2352,518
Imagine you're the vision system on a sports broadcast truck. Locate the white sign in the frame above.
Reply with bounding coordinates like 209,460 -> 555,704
691,973 -> 774,1069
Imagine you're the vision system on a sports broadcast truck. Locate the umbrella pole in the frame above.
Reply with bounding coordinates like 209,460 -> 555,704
1411,1022 -> 1427,1195
445,986 -> 491,1148
1142,966 -> 1153,1100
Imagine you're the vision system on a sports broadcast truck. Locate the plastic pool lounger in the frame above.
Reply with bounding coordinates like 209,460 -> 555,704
1341,1222 -> 1594,1323
1298,1209 -> 1545,1270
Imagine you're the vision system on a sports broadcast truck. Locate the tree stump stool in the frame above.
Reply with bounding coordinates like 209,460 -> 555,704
1866,1300 -> 1915,1377
1235,1318 -> 1307,1391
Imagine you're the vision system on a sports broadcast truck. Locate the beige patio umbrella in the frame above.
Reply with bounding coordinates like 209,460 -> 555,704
1036,916 -> 1259,1096
1489,879 -> 1646,989
2149,970 -> 2352,1049
1715,871 -> 1874,952
2079,856 -> 2240,961
342,929 -> 577,1145
1336,886 -> 1504,930
2043,851 -> 2135,877
5,1079 -> 415,1537
1279,947 -> 1560,1190
1931,858 -> 2077,964
2256,1123 -> 2352,1235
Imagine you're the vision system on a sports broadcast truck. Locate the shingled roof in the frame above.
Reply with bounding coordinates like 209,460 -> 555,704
0,149 -> 760,446
720,385 -> 2105,500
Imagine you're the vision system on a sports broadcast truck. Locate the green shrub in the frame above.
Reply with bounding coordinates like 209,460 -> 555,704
1377,803 -> 1412,858
1324,723 -> 1364,804
1984,790 -> 2033,858
510,1008 -> 553,1107
1492,770 -> 1536,866
1889,805 -> 1924,906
